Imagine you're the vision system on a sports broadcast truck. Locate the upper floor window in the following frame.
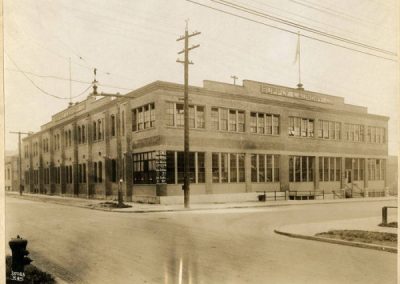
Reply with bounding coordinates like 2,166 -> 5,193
132,103 -> 155,132
366,126 -> 385,144
210,107 -> 245,132
166,102 -> 205,129
42,138 -> 49,153
317,120 -> 341,140
93,119 -> 104,142
77,124 -> 86,144
288,117 -> 314,137
121,110 -> 125,136
344,123 -> 364,142
111,114 -> 116,137
250,112 -> 280,135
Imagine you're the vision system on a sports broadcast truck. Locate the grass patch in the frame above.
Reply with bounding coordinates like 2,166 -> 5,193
315,230 -> 397,247
97,201 -> 132,209
379,222 -> 398,228
6,255 -> 55,283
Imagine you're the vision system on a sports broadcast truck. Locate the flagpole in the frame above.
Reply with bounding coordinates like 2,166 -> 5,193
297,31 -> 303,90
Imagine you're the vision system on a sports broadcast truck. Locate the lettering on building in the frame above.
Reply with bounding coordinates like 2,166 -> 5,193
260,84 -> 331,104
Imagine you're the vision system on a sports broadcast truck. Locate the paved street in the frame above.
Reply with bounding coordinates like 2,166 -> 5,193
5,197 -> 397,284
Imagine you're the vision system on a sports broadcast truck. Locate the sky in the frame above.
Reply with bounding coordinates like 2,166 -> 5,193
3,0 -> 399,155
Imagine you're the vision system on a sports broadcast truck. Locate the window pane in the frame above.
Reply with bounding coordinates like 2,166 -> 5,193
238,154 -> 245,182
266,155 -> 273,182
294,157 -> 300,182
211,108 -> 219,130
229,110 -> 237,132
251,154 -> 257,182
196,106 -> 205,128
289,156 -> 294,182
166,151 -> 175,184
167,102 -> 174,126
176,104 -> 184,127
220,109 -> 228,131
330,158 -> 335,181
238,111 -> 245,132
197,153 -> 205,183
189,105 -> 195,128
259,154 -> 265,182
177,152 -> 184,184
250,113 -> 257,133
266,115 -> 272,135
323,157 -> 329,181
274,156 -> 280,182
301,156 -> 308,181
230,153 -> 237,182
221,153 -> 228,182
212,153 -> 219,183
258,113 -> 265,134
273,115 -> 279,135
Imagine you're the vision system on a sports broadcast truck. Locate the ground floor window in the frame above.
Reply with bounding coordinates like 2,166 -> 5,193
65,165 -> 73,184
352,158 -> 364,181
166,151 -> 205,184
368,159 -> 385,181
93,162 -> 103,183
24,170 -> 30,185
44,168 -> 50,184
212,153 -> 245,183
251,154 -> 280,182
133,152 -> 156,184
319,157 -> 341,182
289,156 -> 314,182
78,163 -> 87,183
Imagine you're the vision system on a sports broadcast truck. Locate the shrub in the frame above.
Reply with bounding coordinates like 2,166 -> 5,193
5,255 -> 55,284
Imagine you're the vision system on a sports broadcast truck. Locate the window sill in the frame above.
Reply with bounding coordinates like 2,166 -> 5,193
132,127 -> 156,134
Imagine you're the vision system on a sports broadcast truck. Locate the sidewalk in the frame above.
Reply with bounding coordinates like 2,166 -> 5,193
275,216 -> 398,253
5,191 -> 397,214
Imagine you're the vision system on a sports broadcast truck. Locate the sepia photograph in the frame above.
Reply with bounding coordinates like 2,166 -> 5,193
2,0 -> 399,283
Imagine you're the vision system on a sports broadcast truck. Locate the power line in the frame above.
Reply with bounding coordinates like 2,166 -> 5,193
6,68 -> 133,91
6,53 -> 92,100
288,0 -> 381,27
186,0 -> 397,62
244,0 -> 372,40
210,0 -> 396,56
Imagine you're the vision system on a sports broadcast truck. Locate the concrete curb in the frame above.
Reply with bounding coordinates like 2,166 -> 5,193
274,229 -> 397,253
7,193 -> 397,214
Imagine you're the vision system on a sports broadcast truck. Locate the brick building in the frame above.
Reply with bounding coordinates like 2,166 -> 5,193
20,79 -> 390,202
5,155 -> 19,192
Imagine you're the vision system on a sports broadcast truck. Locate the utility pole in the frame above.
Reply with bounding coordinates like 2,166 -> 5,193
231,75 -> 238,85
9,131 -> 31,195
176,20 -> 200,208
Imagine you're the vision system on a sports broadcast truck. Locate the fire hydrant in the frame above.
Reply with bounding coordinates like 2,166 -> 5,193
9,235 -> 32,282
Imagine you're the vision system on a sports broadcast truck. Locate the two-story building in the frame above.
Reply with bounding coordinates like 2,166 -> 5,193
21,79 -> 389,202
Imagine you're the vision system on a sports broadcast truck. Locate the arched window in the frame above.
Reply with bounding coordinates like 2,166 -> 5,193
111,115 -> 116,136
97,119 -> 102,140
82,125 -> 86,143
77,126 -> 81,144
93,122 -> 97,141
121,111 -> 125,136
68,130 -> 72,146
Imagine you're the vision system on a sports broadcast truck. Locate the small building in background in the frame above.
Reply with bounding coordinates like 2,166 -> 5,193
5,154 -> 19,192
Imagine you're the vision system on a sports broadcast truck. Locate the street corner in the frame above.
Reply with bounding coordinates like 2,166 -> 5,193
274,219 -> 398,254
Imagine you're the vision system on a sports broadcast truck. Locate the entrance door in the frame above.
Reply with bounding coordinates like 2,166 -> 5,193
345,170 -> 352,185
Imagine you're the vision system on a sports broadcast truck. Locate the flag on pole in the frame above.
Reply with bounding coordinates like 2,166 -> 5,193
293,32 -> 300,64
